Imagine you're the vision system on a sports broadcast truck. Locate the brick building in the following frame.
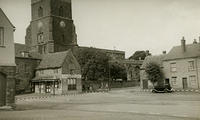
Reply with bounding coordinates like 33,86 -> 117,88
0,8 -> 16,107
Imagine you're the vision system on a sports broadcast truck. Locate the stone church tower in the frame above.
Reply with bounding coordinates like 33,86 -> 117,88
26,0 -> 78,54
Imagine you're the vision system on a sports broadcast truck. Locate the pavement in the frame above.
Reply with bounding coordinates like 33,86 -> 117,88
0,87 -> 200,120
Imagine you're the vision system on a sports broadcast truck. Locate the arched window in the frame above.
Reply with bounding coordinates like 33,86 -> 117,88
38,7 -> 43,17
37,32 -> 44,43
59,6 -> 64,17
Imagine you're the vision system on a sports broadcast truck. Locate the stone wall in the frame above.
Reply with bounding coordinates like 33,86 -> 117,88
15,57 -> 40,94
0,66 -> 15,107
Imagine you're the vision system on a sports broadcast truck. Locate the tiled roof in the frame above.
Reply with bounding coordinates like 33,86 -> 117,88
36,50 -> 71,69
141,55 -> 166,69
163,43 -> 200,61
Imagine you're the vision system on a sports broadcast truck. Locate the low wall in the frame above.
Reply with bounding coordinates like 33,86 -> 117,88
82,80 -> 139,91
111,81 -> 139,88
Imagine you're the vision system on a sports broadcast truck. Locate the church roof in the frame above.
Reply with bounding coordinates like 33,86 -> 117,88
36,50 -> 71,70
163,43 -> 200,61
78,46 -> 125,54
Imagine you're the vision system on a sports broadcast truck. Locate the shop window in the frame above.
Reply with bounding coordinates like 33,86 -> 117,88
0,27 -> 4,46
68,79 -> 76,90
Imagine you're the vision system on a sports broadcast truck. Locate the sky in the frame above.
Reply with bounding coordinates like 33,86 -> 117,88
1,0 -> 200,58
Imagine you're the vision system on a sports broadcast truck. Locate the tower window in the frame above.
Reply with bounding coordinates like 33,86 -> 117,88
37,32 -> 44,43
59,6 -> 64,17
38,7 -> 43,17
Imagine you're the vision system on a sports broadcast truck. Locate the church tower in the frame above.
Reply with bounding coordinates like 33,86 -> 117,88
26,0 -> 78,54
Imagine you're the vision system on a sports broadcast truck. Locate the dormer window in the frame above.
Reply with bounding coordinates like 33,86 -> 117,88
38,7 -> 43,17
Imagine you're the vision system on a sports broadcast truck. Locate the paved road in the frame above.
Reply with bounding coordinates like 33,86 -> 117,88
0,87 -> 200,120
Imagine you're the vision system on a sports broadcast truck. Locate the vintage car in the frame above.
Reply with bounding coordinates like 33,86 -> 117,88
152,84 -> 174,93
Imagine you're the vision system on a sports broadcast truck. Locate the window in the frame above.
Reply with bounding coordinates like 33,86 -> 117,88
21,51 -> 29,57
54,81 -> 60,88
70,69 -> 75,74
0,27 -> 4,46
171,77 -> 177,86
68,79 -> 76,90
38,7 -> 43,17
24,64 -> 28,73
189,75 -> 196,86
61,34 -> 65,43
16,64 -> 19,73
43,45 -> 46,54
188,61 -> 195,71
170,63 -> 176,72
37,32 -> 44,44
59,6 -> 64,17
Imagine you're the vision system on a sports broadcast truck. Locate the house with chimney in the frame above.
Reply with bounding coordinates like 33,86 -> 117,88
32,50 -> 82,94
0,8 -> 16,107
163,37 -> 200,89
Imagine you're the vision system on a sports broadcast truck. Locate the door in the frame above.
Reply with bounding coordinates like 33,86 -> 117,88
0,72 -> 6,106
143,79 -> 148,89
182,78 -> 188,89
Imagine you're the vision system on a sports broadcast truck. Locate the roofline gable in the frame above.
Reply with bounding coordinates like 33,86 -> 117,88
0,8 -> 15,29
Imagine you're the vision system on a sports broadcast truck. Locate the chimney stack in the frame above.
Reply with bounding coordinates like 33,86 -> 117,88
181,36 -> 186,52
193,39 -> 197,44
162,51 -> 166,54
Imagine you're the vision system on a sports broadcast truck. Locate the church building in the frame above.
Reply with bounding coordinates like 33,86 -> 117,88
14,0 -> 138,94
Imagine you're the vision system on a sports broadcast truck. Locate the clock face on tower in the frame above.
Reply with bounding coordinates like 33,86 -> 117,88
60,21 -> 66,28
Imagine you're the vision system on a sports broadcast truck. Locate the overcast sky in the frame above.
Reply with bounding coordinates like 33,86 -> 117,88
1,0 -> 200,58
